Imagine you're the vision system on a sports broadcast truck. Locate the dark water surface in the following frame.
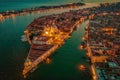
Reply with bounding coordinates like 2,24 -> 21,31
0,1 -> 119,79
27,20 -> 91,80
0,0 -> 117,12
0,0 -> 94,79
0,11 -> 91,79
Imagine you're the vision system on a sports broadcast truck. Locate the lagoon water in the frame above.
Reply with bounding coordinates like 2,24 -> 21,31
0,0 -> 119,80
0,12 -> 91,80
0,5 -> 91,79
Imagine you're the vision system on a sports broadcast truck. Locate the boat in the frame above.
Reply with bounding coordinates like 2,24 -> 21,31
21,35 -> 27,42
79,45 -> 84,49
79,64 -> 86,70
46,58 -> 51,64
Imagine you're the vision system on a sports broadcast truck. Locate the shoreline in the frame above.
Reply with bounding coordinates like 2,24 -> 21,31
0,2 -> 100,22
22,2 -> 120,78
0,2 -> 85,20
85,13 -> 120,80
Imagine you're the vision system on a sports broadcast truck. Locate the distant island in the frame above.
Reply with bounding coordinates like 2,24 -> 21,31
0,2 -> 85,20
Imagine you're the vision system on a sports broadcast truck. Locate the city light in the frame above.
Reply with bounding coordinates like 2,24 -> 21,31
78,64 -> 86,71
45,31 -> 48,34
91,65 -> 97,80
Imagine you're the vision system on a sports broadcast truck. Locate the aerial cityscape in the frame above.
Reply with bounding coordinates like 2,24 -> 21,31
0,0 -> 120,80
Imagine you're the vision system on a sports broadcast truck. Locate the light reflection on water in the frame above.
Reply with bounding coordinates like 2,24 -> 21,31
0,6 -> 92,80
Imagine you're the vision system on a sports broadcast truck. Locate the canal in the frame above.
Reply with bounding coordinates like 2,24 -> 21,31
27,20 -> 91,80
0,9 -> 91,80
